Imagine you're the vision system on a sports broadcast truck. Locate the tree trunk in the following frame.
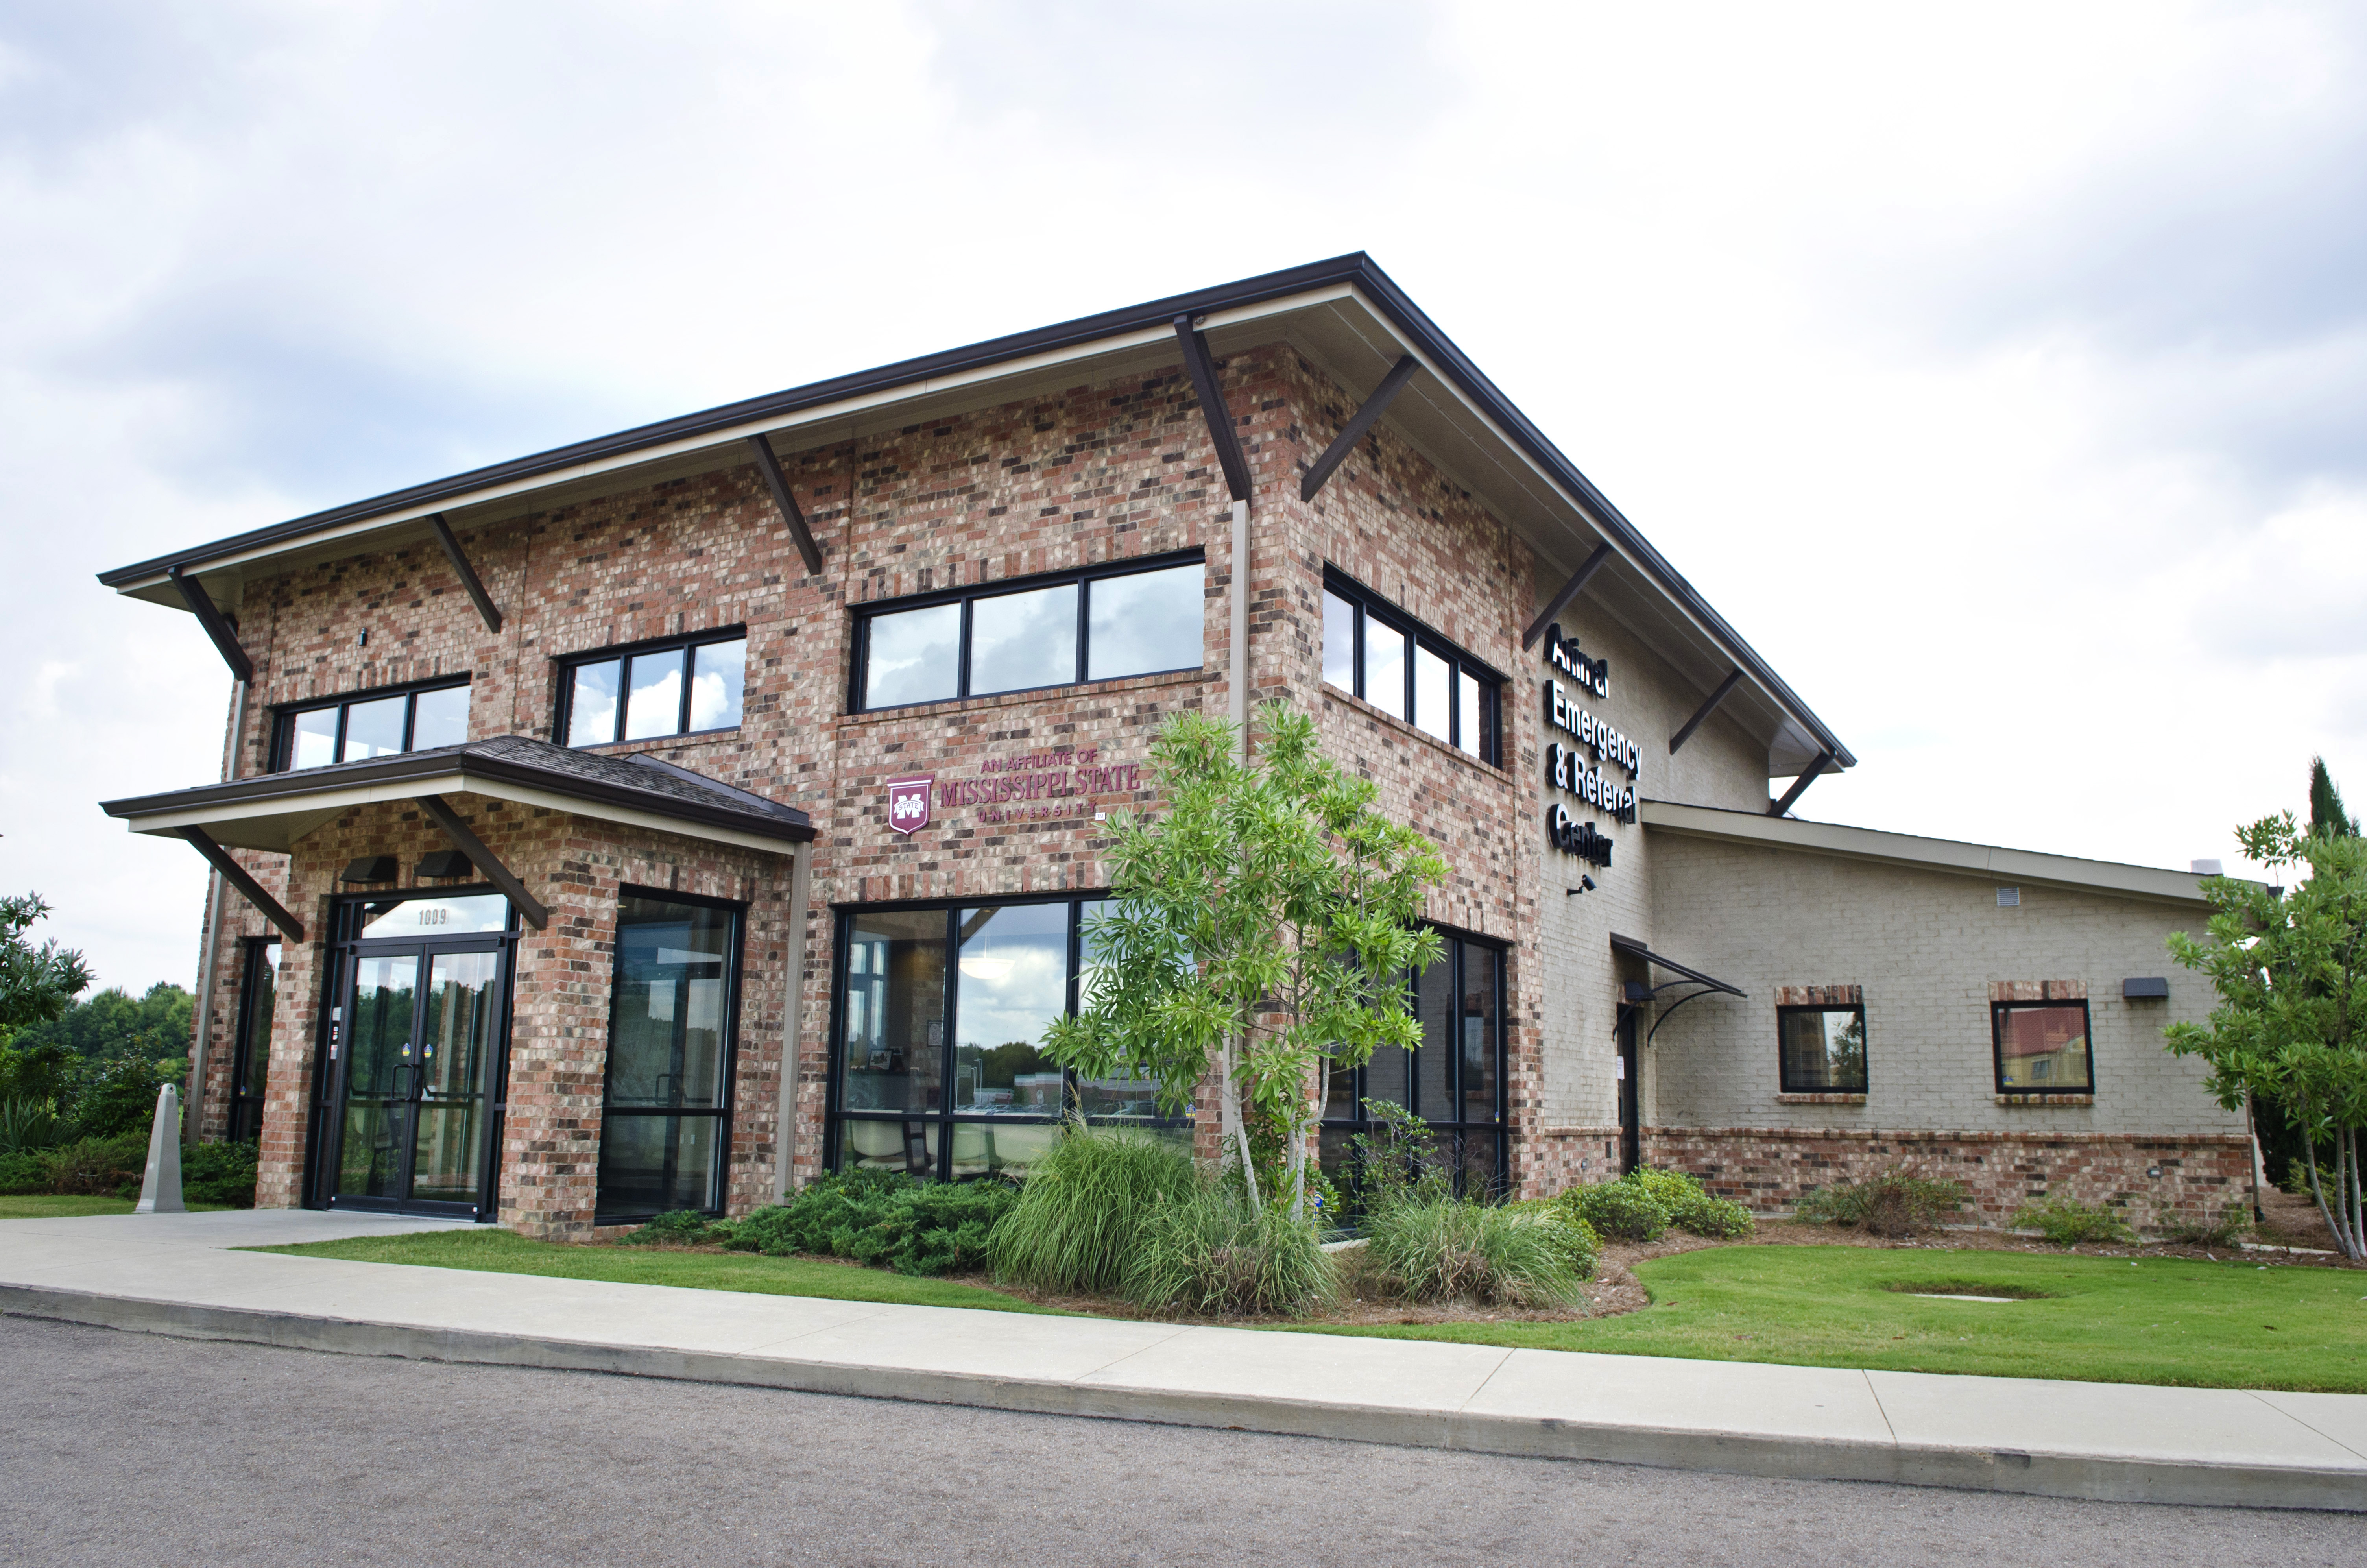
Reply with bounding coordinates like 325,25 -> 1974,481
1220,1032 -> 1260,1210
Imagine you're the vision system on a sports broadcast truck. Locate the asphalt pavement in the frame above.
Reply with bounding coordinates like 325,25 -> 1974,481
0,1314 -> 2356,1568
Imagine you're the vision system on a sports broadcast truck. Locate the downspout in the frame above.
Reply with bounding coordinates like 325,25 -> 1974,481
1230,498 -> 1249,761
772,842 -> 815,1199
185,674 -> 248,1145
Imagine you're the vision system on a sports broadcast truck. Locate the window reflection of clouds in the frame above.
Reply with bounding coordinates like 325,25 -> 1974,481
865,603 -> 961,708
624,648 -> 684,739
956,904 -> 1068,1049
1087,565 -> 1201,680
688,639 -> 745,730
969,584 -> 1076,695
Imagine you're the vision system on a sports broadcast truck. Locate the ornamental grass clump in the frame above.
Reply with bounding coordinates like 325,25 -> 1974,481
1362,1193 -> 1586,1308
2013,1196 -> 2137,1247
990,1127 -> 1199,1294
1795,1164 -> 1966,1237
1121,1181 -> 1336,1317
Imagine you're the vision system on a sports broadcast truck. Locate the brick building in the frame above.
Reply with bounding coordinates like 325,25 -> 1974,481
94,256 -> 2248,1236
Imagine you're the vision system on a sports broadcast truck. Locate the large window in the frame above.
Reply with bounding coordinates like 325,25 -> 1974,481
852,554 -> 1204,712
277,680 -> 469,770
1320,569 -> 1500,765
1322,931 -> 1506,1197
1778,1004 -> 1867,1093
831,896 -> 1189,1180
593,892 -> 744,1221
561,630 -> 747,747
1993,1000 -> 2093,1093
227,938 -> 281,1142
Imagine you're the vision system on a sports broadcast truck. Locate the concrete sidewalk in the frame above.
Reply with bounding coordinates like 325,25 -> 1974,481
2,1212 -> 2360,1512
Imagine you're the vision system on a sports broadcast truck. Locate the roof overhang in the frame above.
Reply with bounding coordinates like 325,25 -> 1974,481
100,253 -> 1852,776
1641,799 -> 2216,908
102,748 -> 814,859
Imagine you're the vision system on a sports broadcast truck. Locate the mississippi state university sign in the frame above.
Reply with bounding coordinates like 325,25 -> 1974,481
886,775 -> 933,835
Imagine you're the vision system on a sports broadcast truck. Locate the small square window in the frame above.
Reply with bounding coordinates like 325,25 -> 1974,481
1993,1001 -> 2092,1093
1778,1005 -> 1867,1093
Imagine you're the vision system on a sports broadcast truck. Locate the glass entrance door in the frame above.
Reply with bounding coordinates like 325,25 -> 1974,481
329,939 -> 507,1216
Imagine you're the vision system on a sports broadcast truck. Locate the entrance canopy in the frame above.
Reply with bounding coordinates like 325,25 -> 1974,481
100,735 -> 813,941
1611,931 -> 1745,1045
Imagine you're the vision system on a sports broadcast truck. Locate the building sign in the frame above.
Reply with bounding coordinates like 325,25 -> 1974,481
1541,622 -> 1635,868
886,750 -> 1145,832
886,775 -> 934,835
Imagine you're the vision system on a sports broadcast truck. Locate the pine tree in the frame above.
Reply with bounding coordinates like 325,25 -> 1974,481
2308,756 -> 2358,839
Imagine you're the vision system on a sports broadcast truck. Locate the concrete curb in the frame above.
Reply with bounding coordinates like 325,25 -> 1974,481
6,1281 -> 2360,1513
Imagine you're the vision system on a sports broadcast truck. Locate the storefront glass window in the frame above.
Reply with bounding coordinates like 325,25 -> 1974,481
1778,1005 -> 1867,1093
1993,1001 -> 2091,1092
1322,931 -> 1506,1197
833,896 -> 1193,1180
227,939 -> 281,1142
593,892 -> 743,1221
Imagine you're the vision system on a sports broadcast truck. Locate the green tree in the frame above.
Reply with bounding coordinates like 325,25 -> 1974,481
0,894 -> 92,1040
2166,813 -> 2367,1259
1041,701 -> 1446,1217
2310,755 -> 2358,840
11,983 -> 194,1066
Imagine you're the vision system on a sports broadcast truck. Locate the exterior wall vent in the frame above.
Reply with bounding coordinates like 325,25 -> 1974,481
1995,887 -> 2020,907
2190,859 -> 2224,875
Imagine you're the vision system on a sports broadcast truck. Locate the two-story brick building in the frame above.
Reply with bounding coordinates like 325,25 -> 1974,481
94,255 -> 2251,1236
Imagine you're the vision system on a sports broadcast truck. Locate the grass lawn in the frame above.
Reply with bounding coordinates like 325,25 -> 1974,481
0,1195 -> 239,1219
253,1228 -> 1060,1316
1306,1245 -> 2367,1393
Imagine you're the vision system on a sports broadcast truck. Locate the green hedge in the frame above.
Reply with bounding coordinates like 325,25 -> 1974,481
633,1169 -> 1023,1277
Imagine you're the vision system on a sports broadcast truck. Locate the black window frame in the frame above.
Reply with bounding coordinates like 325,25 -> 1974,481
1320,566 -> 1503,766
825,893 -> 1195,1181
226,936 -> 282,1143
1990,998 -> 2096,1095
847,550 -> 1207,714
272,675 -> 473,772
554,626 -> 750,748
1776,1002 -> 1869,1094
593,885 -> 749,1224
1320,925 -> 1509,1200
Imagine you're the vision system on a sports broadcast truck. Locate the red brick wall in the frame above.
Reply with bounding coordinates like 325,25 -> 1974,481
1640,1125 -> 2253,1230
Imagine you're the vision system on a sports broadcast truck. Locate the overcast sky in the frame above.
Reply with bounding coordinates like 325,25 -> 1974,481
4,0 -> 2362,994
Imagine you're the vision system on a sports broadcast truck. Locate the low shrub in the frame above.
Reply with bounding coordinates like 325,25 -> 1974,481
2156,1211 -> 2252,1247
1122,1183 -> 1336,1317
990,1127 -> 1199,1294
41,1134 -> 145,1196
182,1139 -> 258,1207
0,1149 -> 45,1194
622,1209 -> 733,1247
727,1169 -> 1019,1276
1628,1167 -> 1754,1239
0,1096 -> 61,1155
1562,1179 -> 1669,1242
1796,1164 -> 1966,1237
2014,1196 -> 2136,1247
1508,1198 -> 1604,1277
1363,1193 -> 1584,1308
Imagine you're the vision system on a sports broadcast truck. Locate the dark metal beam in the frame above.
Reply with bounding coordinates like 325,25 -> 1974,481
746,435 -> 825,576
1299,355 -> 1420,502
1521,542 -> 1614,652
1769,750 -> 1835,818
167,568 -> 253,684
417,794 -> 549,929
1669,667 -> 1746,755
426,513 -> 502,633
1173,315 -> 1252,502
177,826 -> 302,942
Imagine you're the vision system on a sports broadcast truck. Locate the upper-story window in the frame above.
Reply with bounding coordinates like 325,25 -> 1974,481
852,553 -> 1204,712
1320,569 -> 1500,765
560,630 -> 747,747
277,679 -> 471,770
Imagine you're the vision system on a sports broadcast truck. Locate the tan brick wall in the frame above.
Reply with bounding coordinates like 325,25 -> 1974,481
1641,830 -> 2241,1138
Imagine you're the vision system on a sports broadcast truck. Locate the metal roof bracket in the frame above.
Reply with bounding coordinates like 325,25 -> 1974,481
746,434 -> 826,577
167,568 -> 254,684
427,513 -> 504,633
417,793 -> 549,929
1670,668 -> 1745,755
1522,542 -> 1614,652
1770,749 -> 1835,818
1174,316 -> 1252,502
1300,354 -> 1420,502
177,826 -> 302,941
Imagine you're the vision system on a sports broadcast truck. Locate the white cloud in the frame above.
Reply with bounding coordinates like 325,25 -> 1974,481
4,0 -> 2363,986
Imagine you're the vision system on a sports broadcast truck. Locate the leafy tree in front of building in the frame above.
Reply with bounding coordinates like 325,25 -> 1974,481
1040,700 -> 1447,1219
2,979 -> 193,1144
2168,811 -> 2367,1260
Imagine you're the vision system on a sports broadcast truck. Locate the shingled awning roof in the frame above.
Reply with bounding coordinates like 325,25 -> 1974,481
100,733 -> 812,857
